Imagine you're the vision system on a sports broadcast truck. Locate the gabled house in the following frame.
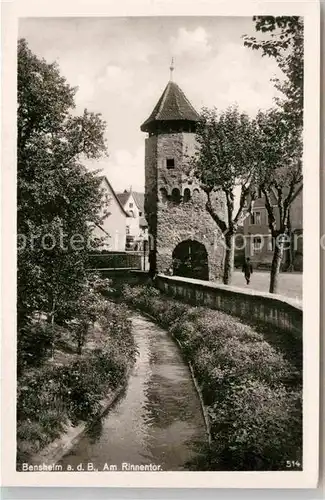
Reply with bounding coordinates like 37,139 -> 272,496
92,177 -> 130,251
117,189 -> 148,250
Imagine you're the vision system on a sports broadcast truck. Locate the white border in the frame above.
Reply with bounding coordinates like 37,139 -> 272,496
1,0 -> 320,489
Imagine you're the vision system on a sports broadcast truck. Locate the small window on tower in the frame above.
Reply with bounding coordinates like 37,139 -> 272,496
166,158 -> 175,169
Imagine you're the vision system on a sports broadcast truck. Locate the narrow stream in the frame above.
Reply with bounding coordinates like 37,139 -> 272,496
58,313 -> 207,471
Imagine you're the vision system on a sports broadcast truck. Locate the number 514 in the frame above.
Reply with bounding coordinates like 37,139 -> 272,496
286,460 -> 301,468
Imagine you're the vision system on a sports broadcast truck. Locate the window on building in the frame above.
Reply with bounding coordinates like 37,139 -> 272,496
252,236 -> 263,253
251,211 -> 261,225
166,158 -> 175,169
139,211 -> 142,216
126,226 -> 130,235
129,202 -> 133,208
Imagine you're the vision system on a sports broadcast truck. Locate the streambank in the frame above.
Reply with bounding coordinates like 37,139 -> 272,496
28,370 -> 131,468
57,313 -> 207,471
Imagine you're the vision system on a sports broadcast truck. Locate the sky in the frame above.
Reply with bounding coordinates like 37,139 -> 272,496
19,17 -> 282,193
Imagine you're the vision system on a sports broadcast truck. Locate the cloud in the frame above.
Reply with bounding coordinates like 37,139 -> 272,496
117,39 -> 157,64
111,147 -> 145,192
180,42 -> 281,116
20,17 -> 283,196
170,27 -> 212,59
87,146 -> 145,193
97,65 -> 133,95
74,74 -> 96,106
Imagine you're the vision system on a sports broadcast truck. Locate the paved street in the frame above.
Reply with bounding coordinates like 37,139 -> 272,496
231,270 -> 302,301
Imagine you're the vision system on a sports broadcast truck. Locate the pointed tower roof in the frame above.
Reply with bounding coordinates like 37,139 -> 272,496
140,81 -> 200,132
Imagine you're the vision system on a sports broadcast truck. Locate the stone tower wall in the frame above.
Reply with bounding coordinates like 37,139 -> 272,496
144,135 -> 158,254
145,132 -> 225,281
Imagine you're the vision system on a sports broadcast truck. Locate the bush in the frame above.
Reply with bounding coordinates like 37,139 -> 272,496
17,323 -> 58,374
204,380 -> 302,470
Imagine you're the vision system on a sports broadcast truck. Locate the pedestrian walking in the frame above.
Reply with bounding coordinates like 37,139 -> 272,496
242,257 -> 253,285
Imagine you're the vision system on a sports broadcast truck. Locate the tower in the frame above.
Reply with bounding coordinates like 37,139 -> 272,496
141,73 -> 224,281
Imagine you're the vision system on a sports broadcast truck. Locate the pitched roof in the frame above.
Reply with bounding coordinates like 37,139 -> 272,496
132,192 -> 144,212
140,81 -> 200,131
116,191 -> 130,207
116,190 -> 145,212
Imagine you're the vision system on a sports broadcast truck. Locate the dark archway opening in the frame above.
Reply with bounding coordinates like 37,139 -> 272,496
172,240 -> 209,281
183,188 -> 191,203
171,188 -> 181,204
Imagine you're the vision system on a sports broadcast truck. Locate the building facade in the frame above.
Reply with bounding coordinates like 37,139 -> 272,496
92,176 -> 129,251
116,190 -> 148,250
141,78 -> 225,280
242,188 -> 303,270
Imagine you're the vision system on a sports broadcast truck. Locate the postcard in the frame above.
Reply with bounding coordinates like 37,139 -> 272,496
1,0 -> 320,490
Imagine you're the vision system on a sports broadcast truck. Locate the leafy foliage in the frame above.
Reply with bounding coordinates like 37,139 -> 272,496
243,17 -> 304,292
198,381 -> 302,471
16,41 -> 138,466
191,107 -> 259,284
253,108 -> 302,292
17,297 -> 137,464
17,323 -> 57,375
243,16 -> 303,127
17,39 -> 108,329
255,109 -> 302,238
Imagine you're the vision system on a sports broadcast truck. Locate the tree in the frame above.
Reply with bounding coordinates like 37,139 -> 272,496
17,38 -> 108,332
192,107 -> 258,285
255,109 -> 302,293
243,16 -> 303,128
243,17 -> 304,292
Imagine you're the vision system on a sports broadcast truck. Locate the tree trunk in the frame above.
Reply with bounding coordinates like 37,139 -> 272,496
223,233 -> 235,285
47,296 -> 56,360
283,213 -> 294,272
284,229 -> 294,272
50,313 -> 55,360
77,337 -> 82,355
269,238 -> 284,293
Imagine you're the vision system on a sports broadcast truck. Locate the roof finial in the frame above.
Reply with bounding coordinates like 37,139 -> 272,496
169,57 -> 174,81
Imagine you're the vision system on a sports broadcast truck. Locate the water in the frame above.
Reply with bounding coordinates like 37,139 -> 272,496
58,313 -> 207,471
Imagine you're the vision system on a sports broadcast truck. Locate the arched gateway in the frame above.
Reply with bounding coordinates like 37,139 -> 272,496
172,240 -> 209,281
